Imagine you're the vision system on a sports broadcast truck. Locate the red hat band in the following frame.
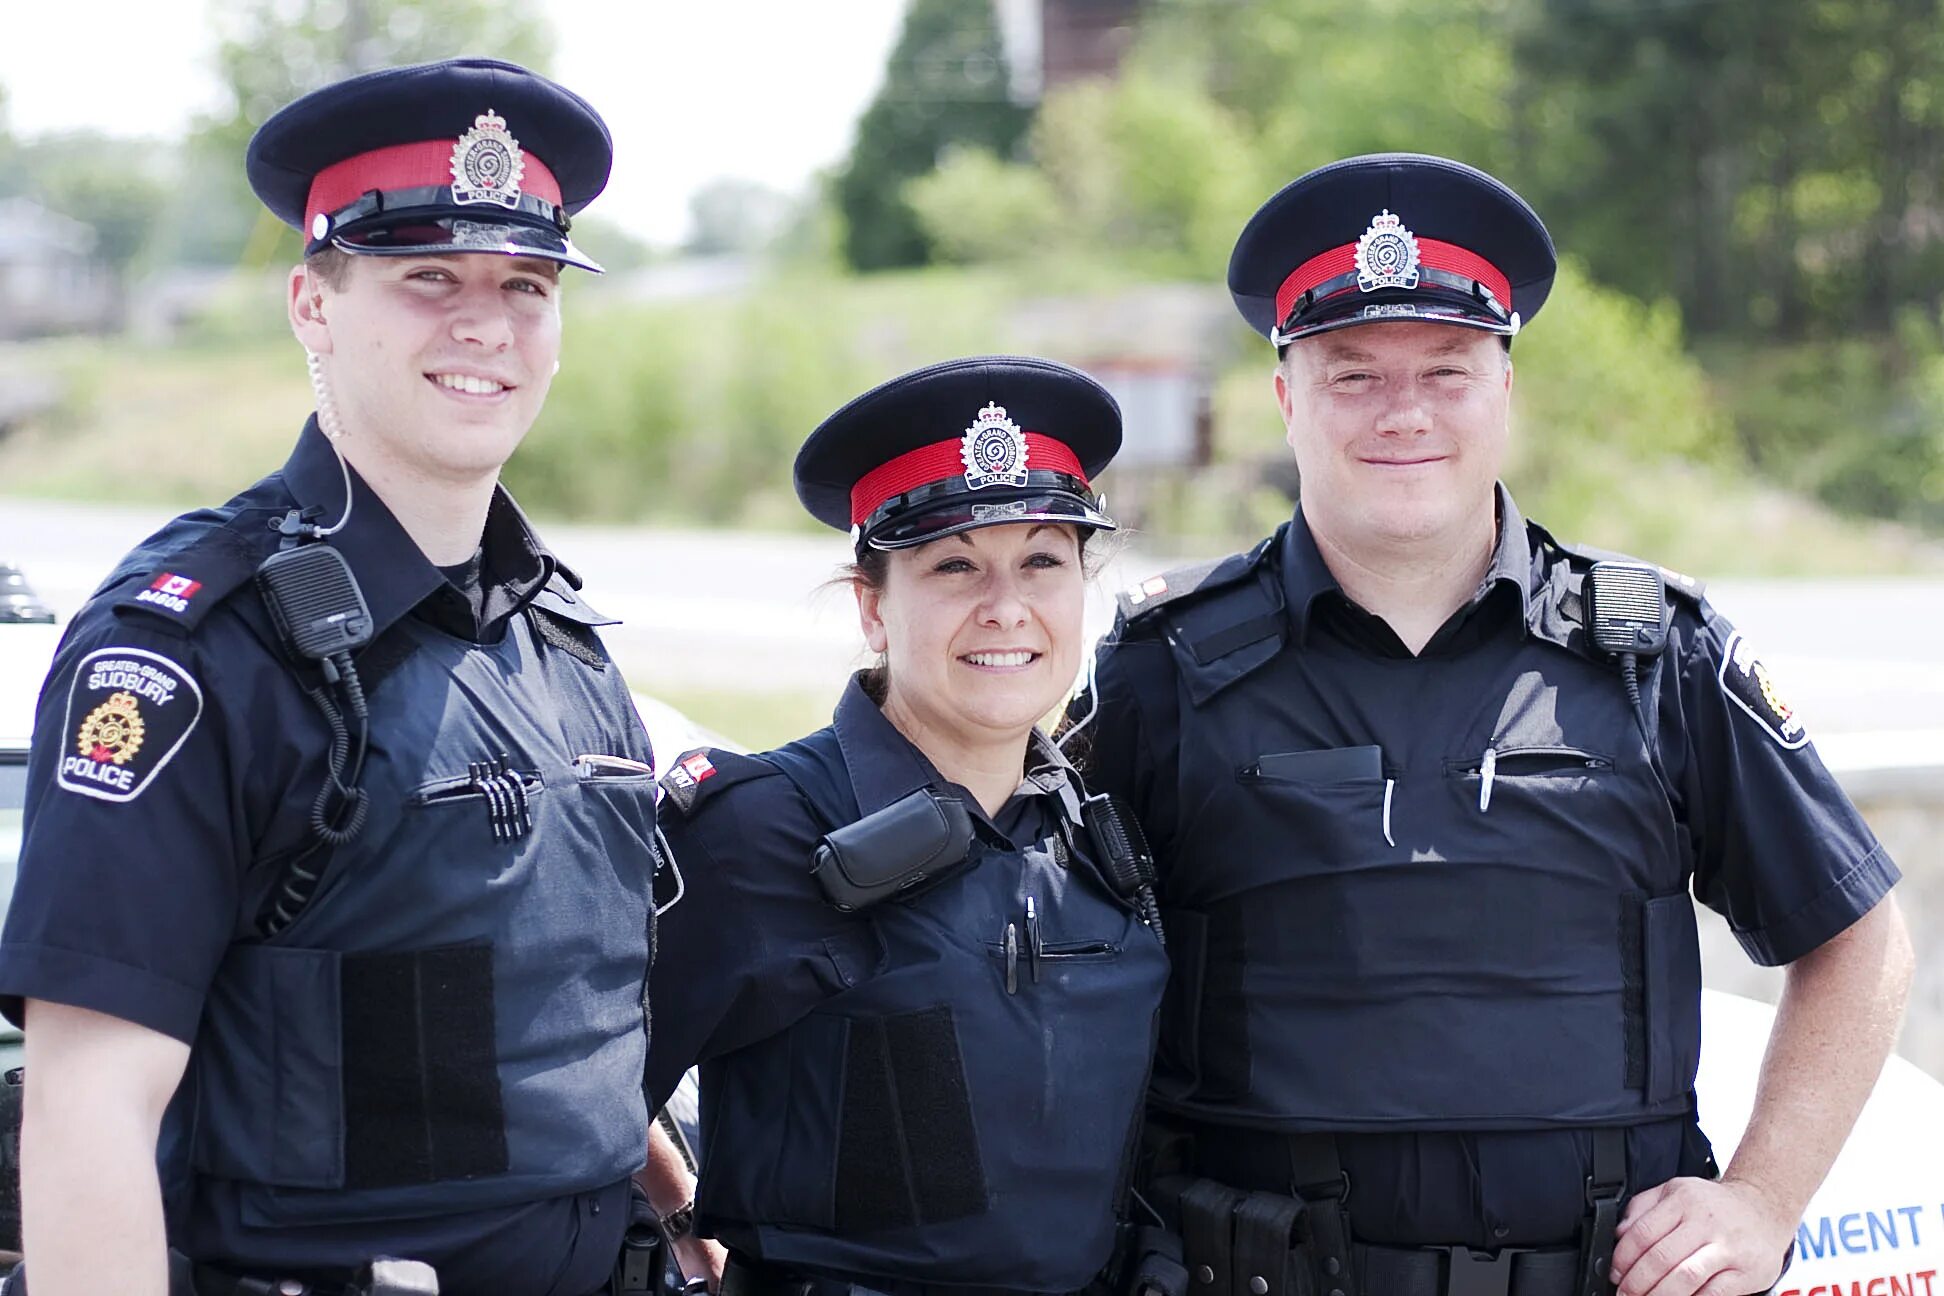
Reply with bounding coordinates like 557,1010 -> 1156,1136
305,135 -> 564,236
850,432 -> 1087,527
1275,235 -> 1511,329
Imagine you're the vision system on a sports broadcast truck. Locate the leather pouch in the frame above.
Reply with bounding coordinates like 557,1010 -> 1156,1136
810,788 -> 976,911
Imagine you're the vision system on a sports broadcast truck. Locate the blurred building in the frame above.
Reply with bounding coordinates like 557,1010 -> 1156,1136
0,198 -> 116,340
995,0 -> 1144,102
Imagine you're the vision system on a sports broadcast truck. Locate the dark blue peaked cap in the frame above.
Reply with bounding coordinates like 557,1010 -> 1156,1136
795,356 -> 1122,552
248,57 -> 612,272
1229,154 -> 1556,345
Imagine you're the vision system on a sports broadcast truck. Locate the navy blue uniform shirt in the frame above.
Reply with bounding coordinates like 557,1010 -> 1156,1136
1079,487 -> 1897,1247
645,675 -> 1092,1108
0,421 -> 639,1294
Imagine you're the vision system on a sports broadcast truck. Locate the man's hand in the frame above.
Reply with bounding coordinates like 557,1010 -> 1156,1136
1610,1175 -> 1792,1296
669,1235 -> 728,1292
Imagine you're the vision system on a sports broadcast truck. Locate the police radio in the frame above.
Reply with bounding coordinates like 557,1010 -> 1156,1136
1082,794 -> 1165,946
1584,560 -> 1669,725
254,403 -> 379,934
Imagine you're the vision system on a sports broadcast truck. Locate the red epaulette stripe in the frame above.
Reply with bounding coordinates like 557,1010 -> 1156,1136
1274,237 -> 1512,327
306,140 -> 564,231
850,433 -> 1087,526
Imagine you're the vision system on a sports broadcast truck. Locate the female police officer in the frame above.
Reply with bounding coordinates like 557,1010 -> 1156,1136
640,357 -> 1172,1296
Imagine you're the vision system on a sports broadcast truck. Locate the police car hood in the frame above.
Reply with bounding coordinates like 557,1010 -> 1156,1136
0,622 -> 61,749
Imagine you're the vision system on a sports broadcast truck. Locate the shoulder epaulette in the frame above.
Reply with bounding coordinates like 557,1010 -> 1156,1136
657,747 -> 777,819
1115,535 -> 1277,625
1115,535 -> 1286,704
107,508 -> 285,635
530,571 -> 618,626
527,573 -> 618,669
1536,526 -> 1705,604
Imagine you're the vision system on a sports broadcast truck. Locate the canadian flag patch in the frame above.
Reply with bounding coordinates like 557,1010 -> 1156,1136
133,573 -> 203,616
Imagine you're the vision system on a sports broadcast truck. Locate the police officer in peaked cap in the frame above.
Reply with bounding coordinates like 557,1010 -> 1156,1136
1066,154 -> 1914,1296
635,357 -> 1180,1296
0,59 -> 676,1294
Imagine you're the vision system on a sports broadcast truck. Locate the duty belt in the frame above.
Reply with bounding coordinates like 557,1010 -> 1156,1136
1152,1130 -> 1627,1296
720,1253 -> 1081,1296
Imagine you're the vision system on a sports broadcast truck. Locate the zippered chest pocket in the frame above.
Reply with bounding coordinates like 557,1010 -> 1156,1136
1444,745 -> 1612,812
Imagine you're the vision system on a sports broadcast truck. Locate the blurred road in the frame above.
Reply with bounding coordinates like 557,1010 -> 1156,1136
3,496 -> 1941,746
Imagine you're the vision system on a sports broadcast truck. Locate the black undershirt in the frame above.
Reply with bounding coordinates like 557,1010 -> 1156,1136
435,548 -> 488,631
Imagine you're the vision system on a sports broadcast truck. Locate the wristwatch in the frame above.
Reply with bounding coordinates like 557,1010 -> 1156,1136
661,1200 -> 697,1242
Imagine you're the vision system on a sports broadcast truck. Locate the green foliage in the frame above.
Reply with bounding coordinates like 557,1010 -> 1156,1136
4,134 -> 170,274
1700,317 -> 1944,532
835,0 -> 1031,271
907,71 -> 1262,279
905,148 -> 1061,265
506,269 -> 1030,524
1135,0 -> 1515,173
1513,0 -> 1944,338
684,179 -> 795,257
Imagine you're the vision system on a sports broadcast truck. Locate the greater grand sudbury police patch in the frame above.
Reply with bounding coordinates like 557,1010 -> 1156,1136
56,647 -> 205,803
1719,631 -> 1807,750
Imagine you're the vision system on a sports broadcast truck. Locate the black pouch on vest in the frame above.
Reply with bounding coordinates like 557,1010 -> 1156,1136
810,788 -> 976,912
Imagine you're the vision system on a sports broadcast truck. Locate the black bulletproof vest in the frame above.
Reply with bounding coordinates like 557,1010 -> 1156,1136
697,730 -> 1170,1292
184,588 -> 657,1227
1144,553 -> 1702,1134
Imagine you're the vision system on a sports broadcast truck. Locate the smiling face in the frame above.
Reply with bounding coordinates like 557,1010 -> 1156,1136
857,523 -> 1086,758
1276,321 -> 1512,554
289,251 -> 562,483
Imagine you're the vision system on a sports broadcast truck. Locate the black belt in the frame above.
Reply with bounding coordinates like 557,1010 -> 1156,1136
1354,1243 -> 1580,1296
1160,1130 -> 1627,1296
721,1253 -> 1075,1296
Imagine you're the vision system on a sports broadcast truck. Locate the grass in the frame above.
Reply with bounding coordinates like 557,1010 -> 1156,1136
652,686 -> 835,754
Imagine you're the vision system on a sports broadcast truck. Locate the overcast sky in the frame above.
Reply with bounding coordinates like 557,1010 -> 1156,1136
0,0 -> 907,245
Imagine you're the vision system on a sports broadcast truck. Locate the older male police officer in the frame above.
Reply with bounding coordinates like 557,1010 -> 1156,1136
0,61 -> 660,1295
1070,155 -> 1915,1296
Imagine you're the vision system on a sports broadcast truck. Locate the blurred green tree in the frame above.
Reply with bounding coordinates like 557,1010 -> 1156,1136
10,134 -> 170,278
836,0 -> 1031,271
1513,0 -> 1944,339
684,178 -> 796,257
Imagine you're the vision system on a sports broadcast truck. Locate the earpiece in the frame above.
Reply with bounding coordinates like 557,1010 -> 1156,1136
306,351 -> 344,443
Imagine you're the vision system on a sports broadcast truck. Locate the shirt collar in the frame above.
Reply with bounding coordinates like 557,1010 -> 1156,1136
280,417 -> 558,640
828,673 -> 1079,825
1280,482 -> 1537,644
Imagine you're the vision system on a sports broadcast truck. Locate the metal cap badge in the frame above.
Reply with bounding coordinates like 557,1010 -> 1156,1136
450,108 -> 527,208
961,403 -> 1030,490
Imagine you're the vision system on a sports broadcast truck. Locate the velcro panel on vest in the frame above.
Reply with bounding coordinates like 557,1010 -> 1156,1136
1619,897 -> 1646,1091
340,942 -> 509,1188
834,1006 -> 989,1232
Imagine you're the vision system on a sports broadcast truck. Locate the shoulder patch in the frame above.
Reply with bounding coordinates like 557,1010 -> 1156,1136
657,747 -> 775,818
1719,631 -> 1807,750
55,647 -> 205,803
109,513 -> 280,633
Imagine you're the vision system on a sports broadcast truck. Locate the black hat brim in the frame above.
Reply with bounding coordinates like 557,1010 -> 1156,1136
867,489 -> 1116,551
1280,285 -> 1516,343
331,216 -> 603,273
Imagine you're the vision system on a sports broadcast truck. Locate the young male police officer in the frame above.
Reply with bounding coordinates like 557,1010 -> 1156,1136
1071,155 -> 1914,1296
0,60 -> 661,1296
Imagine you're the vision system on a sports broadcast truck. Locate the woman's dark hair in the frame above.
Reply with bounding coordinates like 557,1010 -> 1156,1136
838,525 -> 1102,702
